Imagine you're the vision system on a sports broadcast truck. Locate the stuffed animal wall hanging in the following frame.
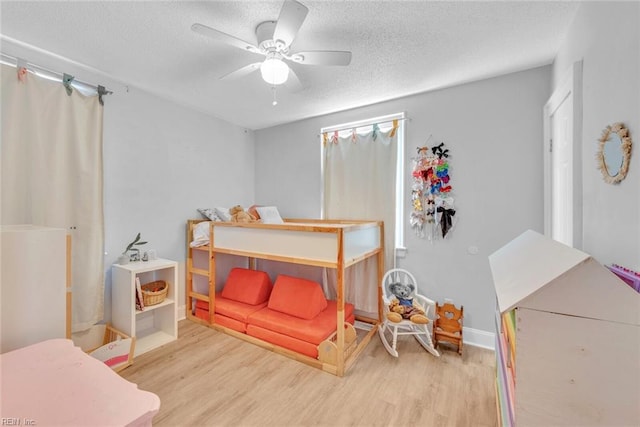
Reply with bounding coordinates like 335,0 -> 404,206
410,140 -> 456,239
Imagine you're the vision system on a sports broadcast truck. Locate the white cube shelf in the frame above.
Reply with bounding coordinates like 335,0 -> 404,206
112,259 -> 178,357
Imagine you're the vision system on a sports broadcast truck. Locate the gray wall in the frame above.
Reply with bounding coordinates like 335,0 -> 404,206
255,66 -> 551,336
553,1 -> 640,269
2,39 -> 256,322
103,86 -> 255,317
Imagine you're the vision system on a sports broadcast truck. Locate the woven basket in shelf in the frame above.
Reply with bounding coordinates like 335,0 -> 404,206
141,280 -> 168,306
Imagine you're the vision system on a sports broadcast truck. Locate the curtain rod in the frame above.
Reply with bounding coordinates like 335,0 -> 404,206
320,116 -> 408,135
0,52 -> 112,95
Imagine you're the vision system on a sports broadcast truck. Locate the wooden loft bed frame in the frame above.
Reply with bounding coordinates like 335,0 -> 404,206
186,218 -> 384,377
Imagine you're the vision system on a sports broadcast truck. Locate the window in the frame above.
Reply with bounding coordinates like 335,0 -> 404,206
320,112 -> 405,253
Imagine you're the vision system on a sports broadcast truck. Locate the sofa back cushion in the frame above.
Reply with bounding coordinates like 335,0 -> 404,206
221,268 -> 272,306
268,275 -> 328,319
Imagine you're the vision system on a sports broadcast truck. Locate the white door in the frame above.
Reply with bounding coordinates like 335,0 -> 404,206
543,61 -> 582,249
550,94 -> 573,246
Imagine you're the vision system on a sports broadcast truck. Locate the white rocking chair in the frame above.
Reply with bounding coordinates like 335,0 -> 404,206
378,268 -> 440,358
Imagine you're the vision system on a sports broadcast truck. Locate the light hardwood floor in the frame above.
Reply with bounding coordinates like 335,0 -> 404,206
121,320 -> 497,426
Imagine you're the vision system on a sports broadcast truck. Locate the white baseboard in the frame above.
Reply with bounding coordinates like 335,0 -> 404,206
463,327 -> 495,350
178,304 -> 186,321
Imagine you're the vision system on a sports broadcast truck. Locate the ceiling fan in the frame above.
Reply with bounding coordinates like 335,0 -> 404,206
191,0 -> 352,91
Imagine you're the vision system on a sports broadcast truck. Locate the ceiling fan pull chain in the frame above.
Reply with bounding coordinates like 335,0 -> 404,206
272,86 -> 278,106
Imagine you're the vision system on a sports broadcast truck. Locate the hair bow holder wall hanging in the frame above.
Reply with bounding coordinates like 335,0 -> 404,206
410,141 -> 456,240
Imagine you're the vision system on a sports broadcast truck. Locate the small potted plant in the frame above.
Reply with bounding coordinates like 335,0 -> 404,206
117,233 -> 147,264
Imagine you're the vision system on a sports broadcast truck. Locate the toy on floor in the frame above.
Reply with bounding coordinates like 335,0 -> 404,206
229,205 -> 257,223
387,282 -> 429,324
433,302 -> 463,355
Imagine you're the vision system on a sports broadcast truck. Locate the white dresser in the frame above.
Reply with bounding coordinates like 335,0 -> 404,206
1,225 -> 67,353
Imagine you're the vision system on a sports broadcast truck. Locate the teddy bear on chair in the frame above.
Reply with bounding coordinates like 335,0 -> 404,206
387,282 -> 429,324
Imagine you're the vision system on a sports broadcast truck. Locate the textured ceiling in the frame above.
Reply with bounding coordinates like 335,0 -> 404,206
0,1 -> 579,130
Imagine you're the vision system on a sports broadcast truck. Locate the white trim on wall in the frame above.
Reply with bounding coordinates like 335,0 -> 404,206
543,60 -> 583,249
463,327 -> 495,351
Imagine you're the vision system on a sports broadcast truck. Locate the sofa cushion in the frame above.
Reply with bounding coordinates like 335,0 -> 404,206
196,295 -> 267,323
248,300 -> 354,345
195,303 -> 253,334
247,324 -> 320,358
221,268 -> 272,305
267,275 -> 327,320
213,314 -> 247,333
214,293 -> 268,322
195,306 -> 209,322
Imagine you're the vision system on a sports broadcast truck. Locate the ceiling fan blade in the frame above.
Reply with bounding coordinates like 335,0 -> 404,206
290,51 -> 352,66
192,23 -> 260,54
220,62 -> 262,80
284,67 -> 304,92
273,0 -> 309,48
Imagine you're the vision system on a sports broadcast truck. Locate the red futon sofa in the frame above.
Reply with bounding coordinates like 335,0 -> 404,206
196,268 -> 355,359
195,267 -> 272,332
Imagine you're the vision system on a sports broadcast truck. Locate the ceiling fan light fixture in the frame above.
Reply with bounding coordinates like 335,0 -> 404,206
260,57 -> 289,85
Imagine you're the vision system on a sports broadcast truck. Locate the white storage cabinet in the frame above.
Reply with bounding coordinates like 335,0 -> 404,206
1,225 -> 67,353
112,259 -> 178,357
489,230 -> 640,426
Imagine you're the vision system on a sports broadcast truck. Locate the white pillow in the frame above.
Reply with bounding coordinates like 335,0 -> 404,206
256,206 -> 284,224
197,208 -> 220,221
190,221 -> 211,247
214,207 -> 232,222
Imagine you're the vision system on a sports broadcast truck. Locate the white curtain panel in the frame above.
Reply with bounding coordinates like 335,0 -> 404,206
1,64 -> 105,332
323,128 -> 397,313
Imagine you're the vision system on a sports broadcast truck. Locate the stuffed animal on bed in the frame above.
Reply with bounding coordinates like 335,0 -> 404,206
229,205 -> 257,223
387,282 -> 429,324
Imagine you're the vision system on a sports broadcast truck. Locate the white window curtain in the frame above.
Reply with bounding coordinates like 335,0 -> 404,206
322,124 -> 398,313
1,63 -> 105,332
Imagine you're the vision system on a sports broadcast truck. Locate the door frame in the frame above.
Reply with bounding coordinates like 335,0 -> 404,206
543,61 -> 583,248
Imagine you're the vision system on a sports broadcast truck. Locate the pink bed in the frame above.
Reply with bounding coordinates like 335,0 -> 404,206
0,339 -> 160,426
